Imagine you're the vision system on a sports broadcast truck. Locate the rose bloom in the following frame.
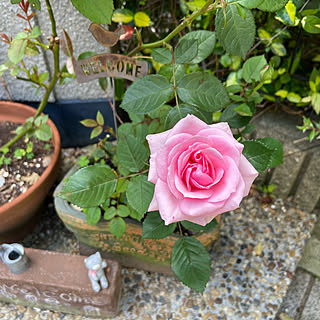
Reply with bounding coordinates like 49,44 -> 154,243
146,115 -> 258,226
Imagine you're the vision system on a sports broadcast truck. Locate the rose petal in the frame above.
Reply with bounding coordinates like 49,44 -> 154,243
168,114 -> 209,137
239,155 -> 259,195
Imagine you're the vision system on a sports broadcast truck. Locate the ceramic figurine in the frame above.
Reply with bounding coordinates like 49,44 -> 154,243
0,243 -> 30,274
84,252 -> 108,292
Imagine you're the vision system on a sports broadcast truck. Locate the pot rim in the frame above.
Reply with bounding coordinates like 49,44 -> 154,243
0,101 -> 61,213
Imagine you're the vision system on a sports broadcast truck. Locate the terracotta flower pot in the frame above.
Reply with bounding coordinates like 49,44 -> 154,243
54,164 -> 220,275
0,101 -> 61,242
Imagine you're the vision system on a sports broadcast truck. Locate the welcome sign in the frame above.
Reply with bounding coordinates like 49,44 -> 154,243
74,53 -> 149,83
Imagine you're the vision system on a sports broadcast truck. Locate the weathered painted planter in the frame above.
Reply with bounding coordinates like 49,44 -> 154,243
54,165 -> 220,274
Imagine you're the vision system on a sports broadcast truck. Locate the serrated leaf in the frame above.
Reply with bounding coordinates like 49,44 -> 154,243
158,64 -> 186,83
34,124 -> 52,141
178,31 -> 216,64
215,5 -> 255,59
174,39 -> 198,64
109,217 -> 126,238
181,218 -> 218,233
116,135 -> 148,172
120,75 -> 173,114
86,207 -> 101,225
302,16 -> 320,34
171,237 -> 211,292
59,164 -> 117,207
234,0 -> 263,9
129,206 -> 144,221
236,3 -> 247,18
142,211 -> 176,239
177,72 -> 230,112
112,8 -> 134,23
127,175 -> 155,214
242,55 -> 267,82
220,103 -> 251,128
134,11 -> 151,27
242,137 -> 283,173
257,0 -> 288,12
8,38 -> 28,63
152,48 -> 172,64
164,104 -> 210,129
71,0 -> 114,24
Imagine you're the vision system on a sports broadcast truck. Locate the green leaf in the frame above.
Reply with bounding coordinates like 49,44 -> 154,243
103,207 -> 116,220
215,5 -> 255,59
129,206 -> 144,221
275,0 -> 296,25
257,0 -> 288,11
179,31 -> 216,64
126,175 -> 155,214
177,72 -> 230,112
120,75 -> 173,114
242,55 -> 267,82
25,41 -> 40,57
8,38 -> 28,64
90,126 -> 103,139
78,51 -> 97,60
117,205 -> 130,218
116,135 -> 148,172
275,89 -> 288,98
71,0 -> 114,24
181,219 -> 218,233
271,42 -> 287,56
171,237 -> 211,293
174,39 -> 198,64
234,103 -> 253,116
158,64 -> 186,83
34,124 -> 52,141
311,92 -> 320,114
302,16 -> 320,34
142,211 -> 176,239
80,119 -> 97,127
242,137 -> 283,173
236,3 -> 247,18
112,8 -> 134,23
152,48 -> 172,64
59,164 -> 117,207
134,11 -> 151,27
109,217 -> 126,238
96,110 -> 104,126
86,207 -> 101,226
164,104 -> 210,129
29,26 -> 42,39
287,92 -> 301,103
29,0 -> 41,10
309,68 -> 320,93
220,103 -> 251,128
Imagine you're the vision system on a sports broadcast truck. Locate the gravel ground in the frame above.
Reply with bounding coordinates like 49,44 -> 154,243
0,149 -> 316,320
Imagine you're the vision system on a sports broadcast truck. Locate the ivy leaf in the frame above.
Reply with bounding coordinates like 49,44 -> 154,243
242,137 -> 283,173
215,5 -> 255,59
86,207 -> 101,226
116,135 -> 148,172
142,211 -> 176,239
257,0 -> 289,12
177,72 -> 230,112
126,175 -> 155,214
174,39 -> 198,64
59,164 -> 117,207
120,75 -> 173,114
71,0 -> 114,24
178,30 -> 216,64
171,237 -> 211,293
152,48 -> 172,64
242,55 -> 267,83
109,217 -> 126,238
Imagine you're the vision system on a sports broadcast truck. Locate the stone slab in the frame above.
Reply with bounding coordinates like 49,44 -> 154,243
301,278 -> 320,320
0,248 -> 121,318
275,268 -> 312,319
299,238 -> 320,279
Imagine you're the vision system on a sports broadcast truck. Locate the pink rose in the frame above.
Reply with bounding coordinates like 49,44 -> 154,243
146,115 -> 258,226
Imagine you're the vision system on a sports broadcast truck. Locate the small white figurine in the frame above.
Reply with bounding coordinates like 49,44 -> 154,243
84,252 -> 108,292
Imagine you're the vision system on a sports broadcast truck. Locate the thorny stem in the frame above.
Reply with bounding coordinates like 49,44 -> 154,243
128,0 -> 217,56
0,0 -> 60,152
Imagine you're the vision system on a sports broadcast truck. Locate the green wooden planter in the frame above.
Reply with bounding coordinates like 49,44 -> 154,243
54,165 -> 220,274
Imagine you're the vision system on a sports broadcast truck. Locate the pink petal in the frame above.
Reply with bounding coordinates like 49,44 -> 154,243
146,130 -> 171,155
209,122 -> 233,136
168,114 -> 209,137
239,155 -> 259,195
148,192 -> 159,211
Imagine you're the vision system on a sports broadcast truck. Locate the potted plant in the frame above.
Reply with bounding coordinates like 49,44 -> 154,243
0,0 -> 76,241
52,0 -> 287,292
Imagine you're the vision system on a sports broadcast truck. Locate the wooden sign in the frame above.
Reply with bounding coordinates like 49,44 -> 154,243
74,53 -> 148,83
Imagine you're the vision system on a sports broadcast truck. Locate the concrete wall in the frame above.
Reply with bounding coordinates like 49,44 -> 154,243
0,0 -> 109,102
